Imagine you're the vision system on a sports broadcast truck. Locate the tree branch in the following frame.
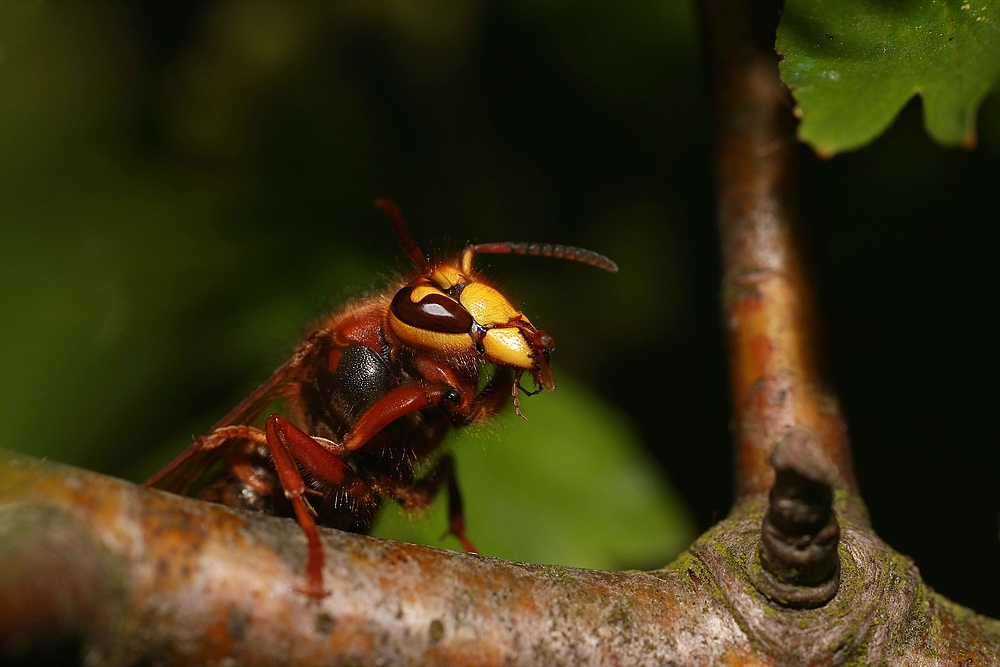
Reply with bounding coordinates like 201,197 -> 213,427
701,0 -> 858,507
1,451 -> 998,666
2,2 -> 998,665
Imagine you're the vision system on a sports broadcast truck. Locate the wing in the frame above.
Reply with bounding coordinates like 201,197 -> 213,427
144,353 -> 305,494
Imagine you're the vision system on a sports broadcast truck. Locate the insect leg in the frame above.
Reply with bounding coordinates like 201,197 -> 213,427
465,367 -> 513,424
261,414 -> 351,600
389,454 -> 477,553
145,425 -> 269,493
445,462 -> 477,554
341,383 -> 456,451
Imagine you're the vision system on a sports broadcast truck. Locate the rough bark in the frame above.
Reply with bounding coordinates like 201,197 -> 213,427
1,451 -> 998,666
3,0 -> 998,665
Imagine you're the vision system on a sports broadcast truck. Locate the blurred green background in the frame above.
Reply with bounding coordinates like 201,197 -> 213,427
0,2 -> 996,614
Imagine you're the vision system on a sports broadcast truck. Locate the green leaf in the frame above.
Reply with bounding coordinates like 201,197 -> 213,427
777,0 -> 1000,156
372,374 -> 694,571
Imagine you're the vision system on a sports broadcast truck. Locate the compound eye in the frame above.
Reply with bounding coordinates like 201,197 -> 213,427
391,286 -> 474,334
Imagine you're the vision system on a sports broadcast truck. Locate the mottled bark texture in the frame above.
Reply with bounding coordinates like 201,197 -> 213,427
1,452 -> 998,666
2,0 -> 999,665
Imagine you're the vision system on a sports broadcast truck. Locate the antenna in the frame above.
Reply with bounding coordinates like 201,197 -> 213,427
465,242 -> 618,273
374,198 -> 428,272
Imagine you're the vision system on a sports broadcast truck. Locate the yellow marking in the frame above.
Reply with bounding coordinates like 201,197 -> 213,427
460,248 -> 475,274
483,328 -> 533,369
388,311 -> 474,354
430,265 -> 466,289
410,284 -> 449,303
460,282 -> 521,325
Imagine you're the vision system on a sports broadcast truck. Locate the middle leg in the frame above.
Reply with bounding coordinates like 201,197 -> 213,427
390,454 -> 477,553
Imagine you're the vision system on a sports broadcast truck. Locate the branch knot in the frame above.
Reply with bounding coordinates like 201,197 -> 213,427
750,429 -> 841,608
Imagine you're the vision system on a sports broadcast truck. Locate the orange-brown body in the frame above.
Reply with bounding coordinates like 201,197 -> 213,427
196,291 -> 513,536
146,199 -> 616,597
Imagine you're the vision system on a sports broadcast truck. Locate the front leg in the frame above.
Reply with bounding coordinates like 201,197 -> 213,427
466,366 -> 514,425
340,383 -> 459,450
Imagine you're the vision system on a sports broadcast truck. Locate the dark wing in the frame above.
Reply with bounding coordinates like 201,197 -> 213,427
144,353 -> 305,494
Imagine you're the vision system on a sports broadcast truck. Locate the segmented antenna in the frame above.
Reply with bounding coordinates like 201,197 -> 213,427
374,197 -> 429,271
469,242 -> 619,273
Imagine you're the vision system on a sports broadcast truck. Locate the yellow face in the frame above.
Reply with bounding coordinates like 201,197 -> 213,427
386,260 -> 556,390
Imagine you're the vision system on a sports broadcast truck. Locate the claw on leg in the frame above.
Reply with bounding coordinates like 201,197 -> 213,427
289,494 -> 330,600
445,515 -> 478,554
446,465 -> 477,553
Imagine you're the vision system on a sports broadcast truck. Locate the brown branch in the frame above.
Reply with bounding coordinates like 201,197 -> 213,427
1,451 -> 998,666
3,2 -> 999,665
701,0 -> 858,507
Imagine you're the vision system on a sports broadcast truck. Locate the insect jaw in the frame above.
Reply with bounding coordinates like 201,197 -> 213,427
527,327 -> 556,391
530,352 -> 556,392
506,332 -> 555,421
477,319 -> 556,393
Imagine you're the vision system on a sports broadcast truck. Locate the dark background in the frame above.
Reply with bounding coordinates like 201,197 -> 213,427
1,2 -> 996,616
